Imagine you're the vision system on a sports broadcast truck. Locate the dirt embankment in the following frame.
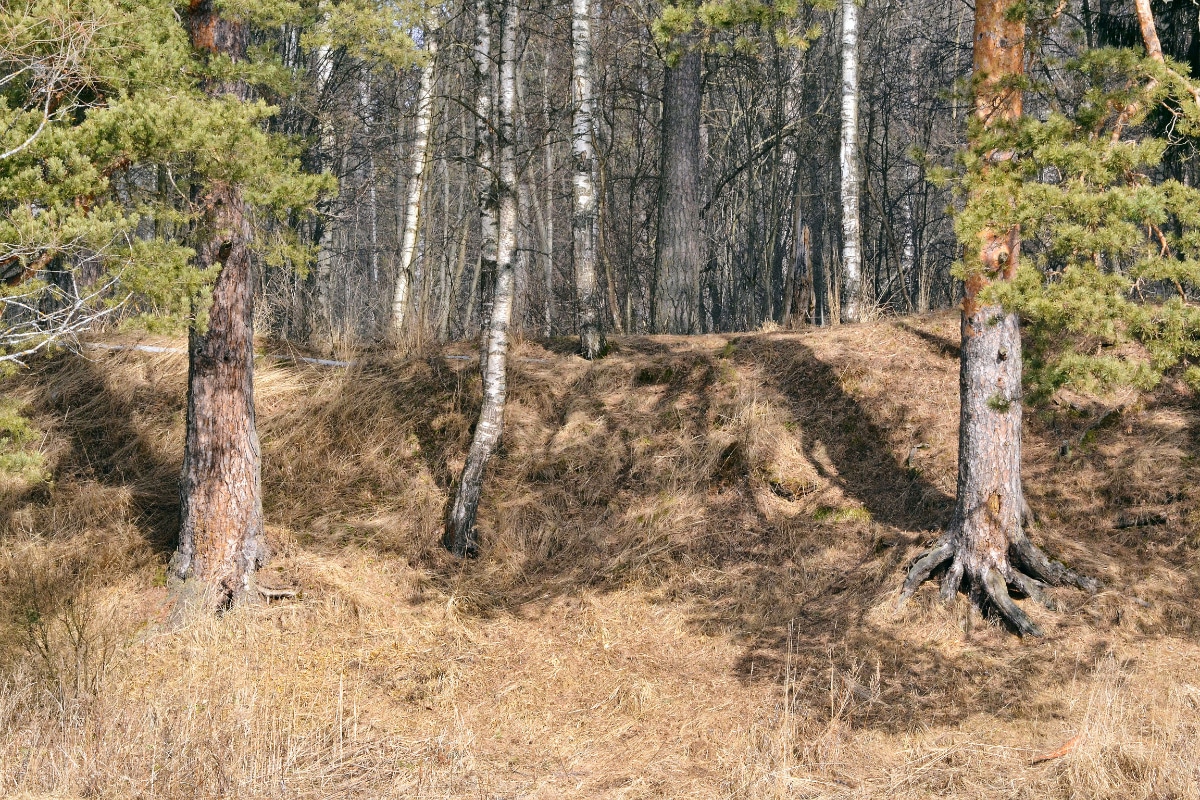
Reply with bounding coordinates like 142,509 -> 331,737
1,313 -> 1198,799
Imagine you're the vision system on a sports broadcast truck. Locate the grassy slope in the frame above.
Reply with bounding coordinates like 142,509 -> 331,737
0,313 -> 1198,799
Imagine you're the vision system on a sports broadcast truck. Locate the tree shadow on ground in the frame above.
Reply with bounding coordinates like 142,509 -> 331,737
893,319 -> 961,360
14,353 -> 185,555
399,332 -> 1119,734
735,335 -> 954,532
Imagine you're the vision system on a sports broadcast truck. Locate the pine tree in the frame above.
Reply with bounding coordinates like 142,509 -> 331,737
900,0 -> 1200,634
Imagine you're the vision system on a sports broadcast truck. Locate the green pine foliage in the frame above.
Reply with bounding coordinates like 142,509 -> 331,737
654,0 -> 829,63
0,0 -> 353,359
950,45 -> 1200,400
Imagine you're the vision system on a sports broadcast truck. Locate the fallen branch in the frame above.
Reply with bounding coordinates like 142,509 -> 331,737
256,585 -> 300,601
1115,511 -> 1168,529
1031,735 -> 1081,765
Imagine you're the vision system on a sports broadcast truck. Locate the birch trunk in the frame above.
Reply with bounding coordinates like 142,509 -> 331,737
838,0 -> 863,323
447,0 -> 518,557
172,0 -> 265,609
899,0 -> 1095,635
572,0 -> 605,358
475,0 -> 499,362
390,25 -> 439,341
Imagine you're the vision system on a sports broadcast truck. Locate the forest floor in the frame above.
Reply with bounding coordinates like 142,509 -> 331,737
1,313 -> 1198,799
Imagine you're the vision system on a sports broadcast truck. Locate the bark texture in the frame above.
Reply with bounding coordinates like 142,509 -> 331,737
839,0 -> 863,323
653,43 -> 703,334
898,0 -> 1095,635
447,0 -> 518,557
571,0 -> 605,359
173,0 -> 265,607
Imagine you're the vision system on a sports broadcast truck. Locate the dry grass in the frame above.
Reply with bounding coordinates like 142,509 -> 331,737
1,313 -> 1198,798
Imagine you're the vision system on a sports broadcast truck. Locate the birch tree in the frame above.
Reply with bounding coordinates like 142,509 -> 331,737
474,0 -> 499,357
447,0 -> 519,557
838,0 -> 862,323
390,22 -> 439,341
571,0 -> 605,358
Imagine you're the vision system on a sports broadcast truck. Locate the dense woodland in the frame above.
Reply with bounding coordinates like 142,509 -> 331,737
5,0 -> 1200,618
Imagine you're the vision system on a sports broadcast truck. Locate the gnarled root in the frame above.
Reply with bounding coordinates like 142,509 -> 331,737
897,528 -> 1098,637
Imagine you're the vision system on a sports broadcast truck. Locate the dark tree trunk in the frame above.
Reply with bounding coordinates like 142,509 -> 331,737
653,44 -> 702,334
172,0 -> 265,607
899,0 -> 1095,635
447,0 -> 518,557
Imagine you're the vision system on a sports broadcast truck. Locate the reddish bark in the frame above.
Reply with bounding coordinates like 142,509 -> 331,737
171,0 -> 264,606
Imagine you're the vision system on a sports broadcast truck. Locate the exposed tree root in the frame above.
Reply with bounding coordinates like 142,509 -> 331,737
898,526 -> 1098,637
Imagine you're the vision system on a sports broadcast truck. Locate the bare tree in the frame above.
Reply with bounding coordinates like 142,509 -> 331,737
447,0 -> 519,557
391,22 -> 440,341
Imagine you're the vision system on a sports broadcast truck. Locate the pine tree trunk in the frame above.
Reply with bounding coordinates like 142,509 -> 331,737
572,0 -> 605,358
839,0 -> 863,323
172,0 -> 265,608
391,26 -> 439,342
653,42 -> 703,334
447,0 -> 518,557
899,0 -> 1096,635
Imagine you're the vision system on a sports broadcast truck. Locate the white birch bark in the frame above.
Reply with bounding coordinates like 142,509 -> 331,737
390,24 -> 439,340
571,0 -> 604,358
475,0 -> 499,355
447,0 -> 518,556
839,0 -> 863,323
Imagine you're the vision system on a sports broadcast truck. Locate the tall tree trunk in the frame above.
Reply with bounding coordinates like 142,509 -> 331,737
839,0 -> 863,323
541,49 -> 556,339
899,0 -> 1095,636
572,0 -> 605,358
900,21 -> 920,313
474,0 -> 499,372
391,25 -> 439,341
361,76 -> 380,333
307,44 -> 338,354
653,40 -> 703,334
447,0 -> 518,557
172,0 -> 265,608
